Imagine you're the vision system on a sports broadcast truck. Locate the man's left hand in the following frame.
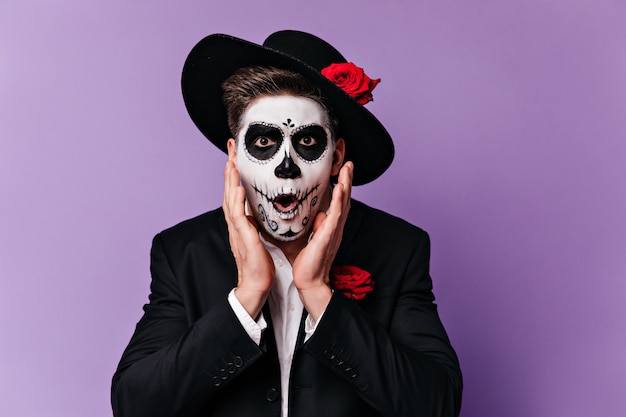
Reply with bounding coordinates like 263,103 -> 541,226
292,161 -> 353,321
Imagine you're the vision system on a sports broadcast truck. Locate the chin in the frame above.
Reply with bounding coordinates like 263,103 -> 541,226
264,222 -> 309,243
249,198 -> 308,240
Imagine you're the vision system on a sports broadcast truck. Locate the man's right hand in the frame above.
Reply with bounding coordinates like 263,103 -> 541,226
223,158 -> 275,319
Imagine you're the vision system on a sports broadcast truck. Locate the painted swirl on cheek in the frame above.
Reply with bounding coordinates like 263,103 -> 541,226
244,123 -> 283,161
292,125 -> 328,162
257,204 -> 278,232
301,195 -> 318,227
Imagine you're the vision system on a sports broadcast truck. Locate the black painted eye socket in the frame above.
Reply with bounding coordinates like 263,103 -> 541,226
244,124 -> 283,161
292,125 -> 328,161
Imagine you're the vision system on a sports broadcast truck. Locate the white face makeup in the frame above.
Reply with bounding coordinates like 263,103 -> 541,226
235,95 -> 335,242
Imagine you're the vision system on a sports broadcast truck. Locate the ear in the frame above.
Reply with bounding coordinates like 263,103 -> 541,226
227,138 -> 237,163
330,138 -> 346,176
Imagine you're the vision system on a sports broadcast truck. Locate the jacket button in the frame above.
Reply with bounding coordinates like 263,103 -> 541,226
234,356 -> 244,368
219,368 -> 229,380
266,388 -> 279,402
226,362 -> 236,373
212,376 -> 221,387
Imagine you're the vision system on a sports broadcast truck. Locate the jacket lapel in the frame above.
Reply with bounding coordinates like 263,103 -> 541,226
334,198 -> 364,265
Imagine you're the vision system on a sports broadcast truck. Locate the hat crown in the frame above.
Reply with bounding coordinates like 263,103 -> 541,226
262,30 -> 347,71
182,30 -> 394,185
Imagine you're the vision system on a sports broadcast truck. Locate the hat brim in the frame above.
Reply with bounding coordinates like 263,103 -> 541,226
181,33 -> 394,185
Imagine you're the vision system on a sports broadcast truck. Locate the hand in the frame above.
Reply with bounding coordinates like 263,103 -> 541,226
223,158 -> 275,319
292,162 -> 353,321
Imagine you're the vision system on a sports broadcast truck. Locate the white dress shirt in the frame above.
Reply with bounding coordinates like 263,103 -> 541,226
228,235 -> 323,417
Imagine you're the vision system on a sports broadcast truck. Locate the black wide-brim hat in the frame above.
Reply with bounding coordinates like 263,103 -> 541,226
181,30 -> 394,185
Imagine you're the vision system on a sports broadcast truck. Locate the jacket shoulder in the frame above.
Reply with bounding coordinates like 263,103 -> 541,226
154,207 -> 227,251
349,199 -> 429,241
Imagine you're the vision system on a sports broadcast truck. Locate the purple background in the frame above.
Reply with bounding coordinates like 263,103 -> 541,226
1,1 -> 625,416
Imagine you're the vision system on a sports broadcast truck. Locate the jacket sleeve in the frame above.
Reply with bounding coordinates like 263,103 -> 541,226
111,233 -> 264,417
302,230 -> 462,417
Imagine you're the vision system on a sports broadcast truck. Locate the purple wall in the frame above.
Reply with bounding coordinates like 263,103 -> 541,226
1,1 -> 624,416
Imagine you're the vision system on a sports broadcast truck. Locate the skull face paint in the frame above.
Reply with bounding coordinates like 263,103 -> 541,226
235,95 -> 335,242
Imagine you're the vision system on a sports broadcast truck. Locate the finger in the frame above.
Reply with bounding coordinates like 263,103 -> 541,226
227,167 -> 258,238
223,161 -> 237,212
223,162 -> 240,247
327,163 -> 352,219
224,161 -> 242,217
337,161 -> 353,206
223,161 -> 231,208
334,163 -> 353,229
226,161 -> 241,197
328,180 -> 346,223
307,184 -> 342,247
223,164 -> 256,261
312,164 -> 352,245
223,162 -> 249,258
231,185 -> 247,222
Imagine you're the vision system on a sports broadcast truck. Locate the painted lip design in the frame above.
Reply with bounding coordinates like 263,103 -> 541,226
252,183 -> 320,218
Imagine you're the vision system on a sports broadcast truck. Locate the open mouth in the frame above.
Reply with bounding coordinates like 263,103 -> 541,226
251,183 -> 320,218
273,194 -> 299,214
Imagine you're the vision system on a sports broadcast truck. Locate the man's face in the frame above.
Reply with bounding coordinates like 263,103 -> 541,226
234,95 -> 336,242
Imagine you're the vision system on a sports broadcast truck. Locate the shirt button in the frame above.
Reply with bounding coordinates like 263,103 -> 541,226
288,302 -> 295,312
277,258 -> 284,267
266,387 -> 279,402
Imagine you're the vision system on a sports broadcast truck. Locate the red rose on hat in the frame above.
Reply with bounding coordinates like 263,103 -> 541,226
330,265 -> 374,301
321,62 -> 380,105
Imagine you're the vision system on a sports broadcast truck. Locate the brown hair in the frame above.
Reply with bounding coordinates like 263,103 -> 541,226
222,66 -> 339,138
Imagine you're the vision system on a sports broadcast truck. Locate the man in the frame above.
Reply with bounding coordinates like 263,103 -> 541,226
112,30 -> 462,417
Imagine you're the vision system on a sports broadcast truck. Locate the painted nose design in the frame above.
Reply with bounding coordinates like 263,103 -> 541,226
274,152 -> 301,179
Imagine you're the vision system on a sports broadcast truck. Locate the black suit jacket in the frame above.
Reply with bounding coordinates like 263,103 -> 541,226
112,199 -> 462,417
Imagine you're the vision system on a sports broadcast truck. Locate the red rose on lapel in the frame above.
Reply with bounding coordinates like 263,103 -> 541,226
321,62 -> 381,105
330,265 -> 374,301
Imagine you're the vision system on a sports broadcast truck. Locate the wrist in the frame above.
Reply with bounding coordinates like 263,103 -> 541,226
298,284 -> 332,322
234,286 -> 268,319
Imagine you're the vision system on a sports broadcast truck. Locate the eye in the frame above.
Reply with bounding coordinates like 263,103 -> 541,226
244,124 -> 283,161
299,136 -> 317,146
292,125 -> 328,162
254,136 -> 275,148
